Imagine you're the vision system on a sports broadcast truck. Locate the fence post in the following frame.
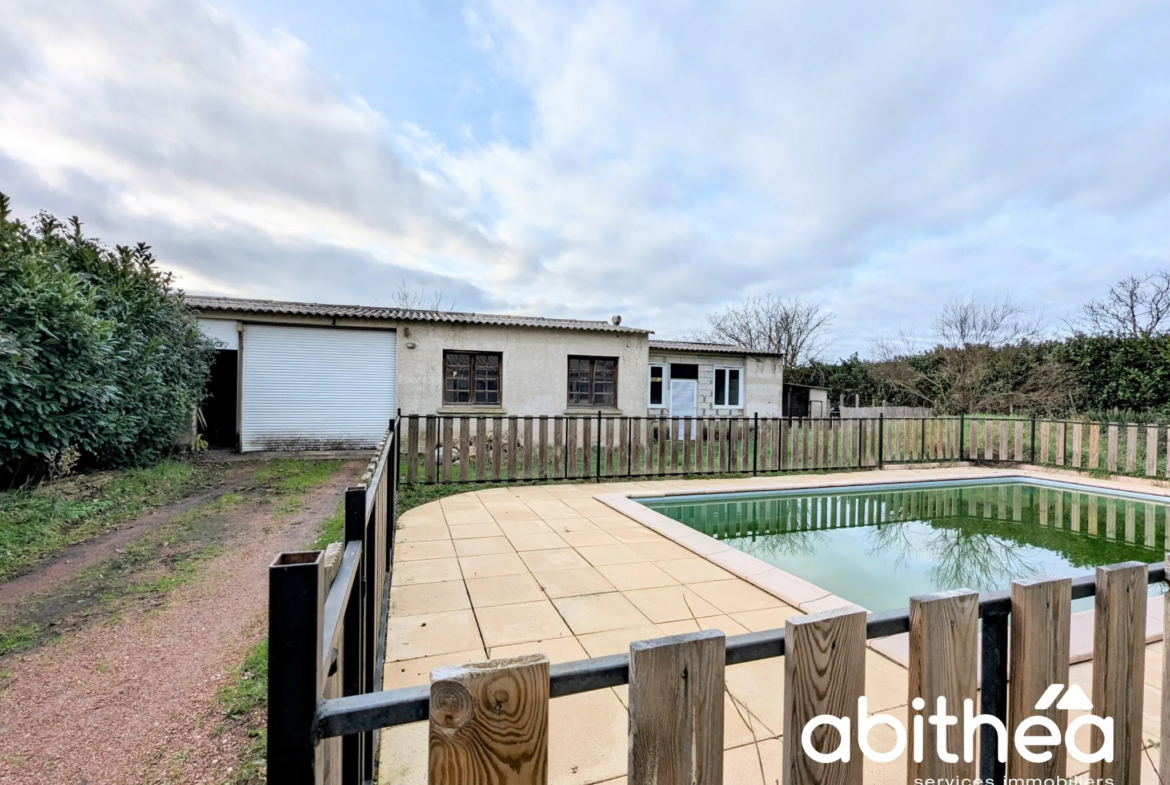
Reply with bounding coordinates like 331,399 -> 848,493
629,631 -> 725,784
596,410 -> 602,482
752,412 -> 759,475
1090,562 -> 1147,784
979,607 -> 1009,783
1030,415 -> 1037,464
877,413 -> 884,469
429,655 -> 550,783
267,551 -> 324,785
342,486 -> 367,783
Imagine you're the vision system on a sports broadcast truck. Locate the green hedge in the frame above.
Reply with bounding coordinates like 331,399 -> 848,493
0,194 -> 214,483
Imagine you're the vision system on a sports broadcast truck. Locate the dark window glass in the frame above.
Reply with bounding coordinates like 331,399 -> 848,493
567,356 -> 619,407
714,368 -> 727,406
649,365 -> 665,406
445,352 -> 501,405
728,368 -> 741,407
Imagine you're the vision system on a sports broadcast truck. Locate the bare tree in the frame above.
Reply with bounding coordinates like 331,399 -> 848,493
391,278 -> 457,311
1080,272 -> 1170,338
934,296 -> 1044,348
694,295 -> 834,368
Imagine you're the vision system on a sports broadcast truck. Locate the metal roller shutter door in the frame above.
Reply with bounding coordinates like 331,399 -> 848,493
241,325 -> 395,451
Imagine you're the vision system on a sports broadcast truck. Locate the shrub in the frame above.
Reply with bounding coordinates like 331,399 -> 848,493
0,193 -> 214,483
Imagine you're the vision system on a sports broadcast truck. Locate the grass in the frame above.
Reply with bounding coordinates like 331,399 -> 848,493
0,460 -> 213,579
0,623 -> 39,655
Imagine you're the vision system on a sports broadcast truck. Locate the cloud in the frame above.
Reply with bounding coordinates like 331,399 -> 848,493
3,0 -> 1170,355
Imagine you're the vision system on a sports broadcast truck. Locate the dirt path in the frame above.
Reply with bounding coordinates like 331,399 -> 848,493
0,460 -> 362,785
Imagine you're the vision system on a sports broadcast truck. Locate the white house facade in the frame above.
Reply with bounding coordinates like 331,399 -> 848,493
189,296 -> 797,452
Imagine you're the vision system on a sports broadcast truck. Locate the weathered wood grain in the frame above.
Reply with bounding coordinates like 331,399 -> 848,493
1008,576 -> 1071,781
442,416 -> 454,483
429,654 -> 549,785
908,589 -> 978,783
1089,562 -> 1146,785
783,606 -> 866,785
629,631 -> 725,785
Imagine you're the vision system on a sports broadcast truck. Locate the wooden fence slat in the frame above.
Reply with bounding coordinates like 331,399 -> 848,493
1147,425 -> 1158,477
1054,421 -> 1065,465
1072,422 -> 1083,468
605,417 -> 615,476
428,654 -> 549,785
1014,420 -> 1025,462
1008,576 -> 1072,780
998,420 -> 1009,461
458,417 -> 470,482
1089,422 -> 1101,469
1107,424 -> 1119,473
424,415 -> 438,483
632,418 -> 644,476
618,417 -> 629,476
783,606 -> 867,785
1090,562 -> 1147,784
582,417 -> 593,478
523,417 -> 534,480
476,417 -> 488,481
742,416 -> 753,470
669,417 -> 680,474
1039,421 -> 1050,464
567,418 -> 578,478
657,417 -> 667,476
553,417 -> 564,480
682,417 -> 694,474
908,589 -> 978,783
538,417 -> 549,480
629,631 -> 725,785
492,417 -> 504,480
1126,424 -> 1138,473
441,416 -> 454,482
707,418 -> 718,474
506,417 -> 518,480
969,420 -> 978,461
407,415 -> 420,483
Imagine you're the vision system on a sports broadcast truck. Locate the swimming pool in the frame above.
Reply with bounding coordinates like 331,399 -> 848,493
641,478 -> 1169,612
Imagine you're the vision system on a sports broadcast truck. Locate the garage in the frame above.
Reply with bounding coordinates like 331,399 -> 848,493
239,324 -> 396,452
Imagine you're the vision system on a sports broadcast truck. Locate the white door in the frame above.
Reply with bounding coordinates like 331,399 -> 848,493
670,379 -> 698,437
241,325 -> 396,451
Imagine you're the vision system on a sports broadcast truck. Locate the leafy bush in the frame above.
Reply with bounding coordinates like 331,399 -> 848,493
0,193 -> 214,483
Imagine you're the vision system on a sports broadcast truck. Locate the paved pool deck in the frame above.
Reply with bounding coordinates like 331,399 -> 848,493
377,465 -> 1168,784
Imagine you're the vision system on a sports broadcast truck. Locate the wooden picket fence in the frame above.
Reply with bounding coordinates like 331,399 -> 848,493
274,550 -> 1168,784
399,414 -> 971,484
401,413 -> 1170,485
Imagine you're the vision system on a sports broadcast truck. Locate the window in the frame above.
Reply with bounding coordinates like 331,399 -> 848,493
713,366 -> 743,408
568,356 -> 618,407
648,364 -> 667,407
444,351 -> 501,405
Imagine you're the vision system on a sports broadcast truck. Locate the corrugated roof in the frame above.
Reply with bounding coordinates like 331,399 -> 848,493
649,339 -> 785,357
186,296 -> 651,334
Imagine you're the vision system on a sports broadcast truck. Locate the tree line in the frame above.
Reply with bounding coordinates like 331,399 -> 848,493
698,275 -> 1170,417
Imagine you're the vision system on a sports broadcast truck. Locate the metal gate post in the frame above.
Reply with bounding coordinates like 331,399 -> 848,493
979,610 -> 1010,783
342,487 -> 367,783
267,551 -> 324,785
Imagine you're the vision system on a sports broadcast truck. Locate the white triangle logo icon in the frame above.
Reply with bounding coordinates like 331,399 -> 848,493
1055,684 -> 1093,711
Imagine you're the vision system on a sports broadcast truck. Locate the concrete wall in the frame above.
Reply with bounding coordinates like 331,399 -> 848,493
647,351 -> 784,417
397,322 -> 649,416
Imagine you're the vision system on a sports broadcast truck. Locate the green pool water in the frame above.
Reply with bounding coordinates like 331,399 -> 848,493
642,479 -> 1168,612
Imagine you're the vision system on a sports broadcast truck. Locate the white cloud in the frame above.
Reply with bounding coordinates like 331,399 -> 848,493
3,0 -> 1170,354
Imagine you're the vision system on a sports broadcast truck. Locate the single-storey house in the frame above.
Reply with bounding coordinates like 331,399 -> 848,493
188,296 -> 802,452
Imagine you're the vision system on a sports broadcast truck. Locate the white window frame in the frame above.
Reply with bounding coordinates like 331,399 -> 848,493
648,363 -> 669,408
713,366 -> 744,409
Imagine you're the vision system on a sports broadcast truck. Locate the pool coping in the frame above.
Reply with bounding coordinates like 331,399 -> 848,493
593,465 -> 1167,667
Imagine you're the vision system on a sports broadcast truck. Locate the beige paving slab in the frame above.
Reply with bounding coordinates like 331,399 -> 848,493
391,557 -> 462,586
386,609 -> 481,661
499,519 -> 555,536
696,614 -> 750,636
452,536 -> 515,557
488,635 -> 590,664
559,529 -> 621,548
553,592 -> 654,635
447,522 -> 505,539
548,690 -> 629,785
458,552 -> 529,579
377,721 -> 427,785
576,624 -> 666,657
687,578 -> 785,614
595,562 -> 679,591
729,605 -> 803,632
576,543 -> 647,567
545,517 -> 601,532
442,508 -> 495,525
475,600 -> 574,647
382,647 -> 486,691
465,573 -> 546,607
531,566 -> 617,599
507,531 -> 570,551
519,547 -> 591,572
389,580 -> 470,617
395,539 -> 456,561
622,585 -> 722,623
526,500 -> 582,519
395,524 -> 451,543
656,557 -> 737,584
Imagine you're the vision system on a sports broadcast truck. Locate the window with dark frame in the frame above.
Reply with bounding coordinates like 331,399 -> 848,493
714,366 -> 742,408
568,356 -> 618,408
444,351 -> 501,405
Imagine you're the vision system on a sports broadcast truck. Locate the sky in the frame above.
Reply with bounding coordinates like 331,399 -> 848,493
2,0 -> 1169,357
